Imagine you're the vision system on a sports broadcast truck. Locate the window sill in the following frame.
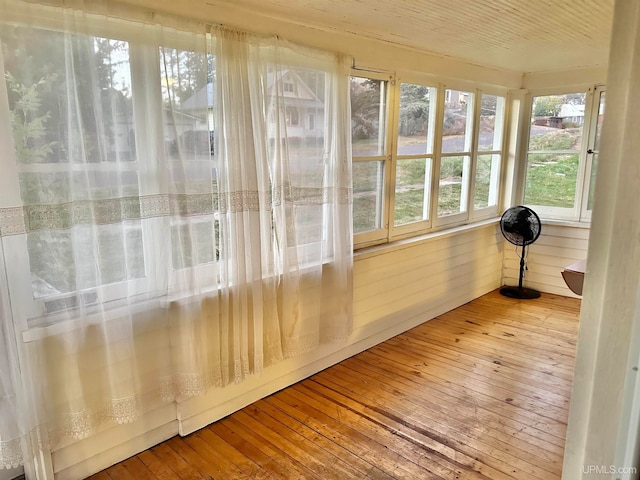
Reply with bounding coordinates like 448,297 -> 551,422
354,217 -> 500,262
540,218 -> 591,229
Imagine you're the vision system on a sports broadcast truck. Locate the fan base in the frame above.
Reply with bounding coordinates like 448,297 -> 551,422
499,286 -> 541,299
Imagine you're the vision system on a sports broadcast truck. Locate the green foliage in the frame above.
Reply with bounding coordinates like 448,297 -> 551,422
394,188 -> 425,225
529,130 -> 578,151
480,94 -> 497,115
442,111 -> 466,136
397,158 -> 426,184
350,78 -> 381,140
524,154 -> 579,207
440,157 -> 464,179
398,83 -> 431,136
474,156 -> 493,208
5,72 -> 58,164
533,96 -> 563,117
438,183 -> 462,216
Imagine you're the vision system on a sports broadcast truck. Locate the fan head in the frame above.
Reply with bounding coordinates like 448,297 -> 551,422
500,206 -> 541,246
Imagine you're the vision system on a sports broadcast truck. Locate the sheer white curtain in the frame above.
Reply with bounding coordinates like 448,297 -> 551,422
0,0 -> 353,477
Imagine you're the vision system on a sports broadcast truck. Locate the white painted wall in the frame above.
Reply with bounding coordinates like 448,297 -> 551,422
52,223 -> 504,479
503,223 -> 590,298
563,0 -> 640,477
0,468 -> 22,480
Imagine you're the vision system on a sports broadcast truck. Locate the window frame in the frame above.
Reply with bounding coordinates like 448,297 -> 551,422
579,85 -> 606,222
0,16 -> 218,324
521,85 -> 601,222
432,84 -> 476,228
390,75 -> 439,239
350,69 -> 395,248
470,90 -> 508,221
351,70 -> 509,248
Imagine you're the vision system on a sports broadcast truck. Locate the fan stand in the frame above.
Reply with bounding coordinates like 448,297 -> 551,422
500,243 -> 541,299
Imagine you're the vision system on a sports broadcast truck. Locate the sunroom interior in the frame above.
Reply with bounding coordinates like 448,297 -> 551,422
2,0 -> 639,478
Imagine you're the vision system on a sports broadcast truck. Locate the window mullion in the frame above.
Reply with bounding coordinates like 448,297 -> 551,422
467,89 -> 482,216
129,42 -> 168,293
430,83 -> 446,225
385,77 -> 399,240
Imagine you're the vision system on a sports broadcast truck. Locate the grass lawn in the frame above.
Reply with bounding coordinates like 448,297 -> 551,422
524,153 -> 578,208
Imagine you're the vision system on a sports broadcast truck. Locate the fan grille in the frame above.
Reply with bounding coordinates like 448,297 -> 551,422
500,206 -> 541,246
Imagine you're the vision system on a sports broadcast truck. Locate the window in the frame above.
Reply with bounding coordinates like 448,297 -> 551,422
1,21 -> 218,319
352,72 -> 507,247
394,82 -> 437,232
2,26 -> 149,314
285,106 -> 299,126
283,81 -> 295,93
474,94 -> 506,212
585,88 -> 605,215
437,88 -> 474,222
1,15 -> 348,322
523,87 -> 604,220
350,73 -> 390,245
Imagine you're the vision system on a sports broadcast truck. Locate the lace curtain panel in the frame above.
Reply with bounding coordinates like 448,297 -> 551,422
0,0 -> 353,476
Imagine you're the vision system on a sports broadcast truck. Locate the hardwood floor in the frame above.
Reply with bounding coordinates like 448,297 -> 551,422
92,290 -> 581,479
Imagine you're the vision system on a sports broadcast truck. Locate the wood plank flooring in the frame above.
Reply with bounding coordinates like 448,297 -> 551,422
92,290 -> 581,479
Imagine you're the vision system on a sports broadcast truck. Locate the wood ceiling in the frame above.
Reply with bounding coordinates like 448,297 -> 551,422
198,0 -> 614,73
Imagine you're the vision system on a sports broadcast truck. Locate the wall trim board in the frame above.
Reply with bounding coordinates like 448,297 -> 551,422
52,403 -> 178,472
522,66 -> 607,91
55,421 -> 178,480
354,219 -> 500,262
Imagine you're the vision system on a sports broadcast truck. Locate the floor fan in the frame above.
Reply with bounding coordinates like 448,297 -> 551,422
500,205 -> 542,299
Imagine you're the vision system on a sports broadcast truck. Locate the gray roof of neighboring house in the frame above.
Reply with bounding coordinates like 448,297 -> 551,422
181,82 -> 215,111
559,104 -> 585,118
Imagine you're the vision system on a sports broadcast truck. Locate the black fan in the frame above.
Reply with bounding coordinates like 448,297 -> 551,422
500,206 -> 541,299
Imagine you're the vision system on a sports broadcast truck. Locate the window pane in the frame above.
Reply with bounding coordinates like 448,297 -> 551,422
394,158 -> 431,226
524,153 -> 578,208
526,93 -> 584,209
28,225 -> 145,299
353,161 -> 384,233
474,154 -> 500,209
350,77 -> 386,156
588,92 -> 605,211
478,95 -> 505,151
397,83 -> 437,155
2,27 -> 135,164
529,93 -> 586,149
594,92 -> 606,150
2,26 -> 146,300
587,153 -> 599,211
442,90 -> 474,153
172,221 -> 218,270
267,67 -> 325,186
160,47 -> 213,163
438,156 -> 469,216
